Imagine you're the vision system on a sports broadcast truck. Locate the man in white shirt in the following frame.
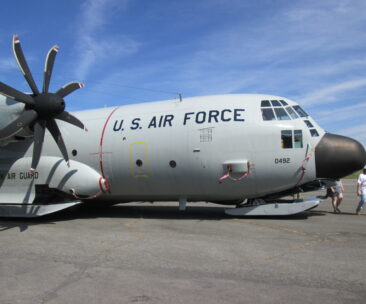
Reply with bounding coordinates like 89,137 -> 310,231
356,166 -> 366,215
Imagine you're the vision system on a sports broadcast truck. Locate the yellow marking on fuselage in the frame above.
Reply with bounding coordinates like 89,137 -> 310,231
129,142 -> 150,179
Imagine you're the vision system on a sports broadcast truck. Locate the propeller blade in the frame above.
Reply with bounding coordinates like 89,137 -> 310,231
46,119 -> 69,165
31,120 -> 46,171
12,35 -> 39,95
0,82 -> 35,105
43,45 -> 59,94
0,109 -> 37,140
56,82 -> 84,98
56,111 -> 87,130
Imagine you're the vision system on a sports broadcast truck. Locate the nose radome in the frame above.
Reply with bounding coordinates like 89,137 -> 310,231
315,133 -> 366,179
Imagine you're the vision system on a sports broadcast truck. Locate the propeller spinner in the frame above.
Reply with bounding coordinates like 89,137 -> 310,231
0,35 -> 87,171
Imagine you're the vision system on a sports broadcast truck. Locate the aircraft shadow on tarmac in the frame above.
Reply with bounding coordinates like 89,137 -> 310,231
0,203 -> 326,232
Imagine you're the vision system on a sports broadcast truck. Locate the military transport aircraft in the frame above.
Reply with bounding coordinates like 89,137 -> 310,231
0,35 -> 365,217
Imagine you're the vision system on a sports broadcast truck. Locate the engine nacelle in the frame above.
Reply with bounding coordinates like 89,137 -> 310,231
0,156 -> 109,204
0,97 -> 33,145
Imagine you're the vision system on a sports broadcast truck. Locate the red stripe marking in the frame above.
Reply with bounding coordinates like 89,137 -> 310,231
104,179 -> 111,193
98,177 -> 105,193
99,106 -> 120,178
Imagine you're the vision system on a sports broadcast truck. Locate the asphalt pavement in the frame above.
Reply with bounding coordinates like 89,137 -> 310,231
0,179 -> 365,304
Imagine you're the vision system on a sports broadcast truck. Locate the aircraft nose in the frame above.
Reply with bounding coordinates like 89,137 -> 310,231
315,133 -> 366,179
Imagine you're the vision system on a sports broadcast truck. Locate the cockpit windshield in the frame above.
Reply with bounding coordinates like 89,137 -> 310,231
285,107 -> 298,119
261,99 -> 320,138
262,108 -> 276,120
261,99 -> 295,121
261,99 -> 309,121
261,100 -> 271,107
271,100 -> 281,107
274,108 -> 290,120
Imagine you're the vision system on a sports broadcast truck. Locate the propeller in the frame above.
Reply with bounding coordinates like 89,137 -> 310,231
0,35 -> 87,171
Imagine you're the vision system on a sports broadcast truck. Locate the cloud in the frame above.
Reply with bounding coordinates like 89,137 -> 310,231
74,0 -> 139,81
315,102 -> 366,124
298,79 -> 366,105
67,0 -> 366,115
341,123 -> 366,136
295,58 -> 366,78
75,35 -> 139,81
0,57 -> 17,72
80,0 -> 121,32
337,123 -> 366,148
138,1 -> 366,99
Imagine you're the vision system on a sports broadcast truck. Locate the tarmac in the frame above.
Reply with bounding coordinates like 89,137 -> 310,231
0,179 -> 365,304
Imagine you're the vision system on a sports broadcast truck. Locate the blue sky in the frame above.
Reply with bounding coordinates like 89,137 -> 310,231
0,0 -> 365,146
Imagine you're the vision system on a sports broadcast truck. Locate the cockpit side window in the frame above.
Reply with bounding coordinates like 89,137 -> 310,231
304,120 -> 314,128
310,129 -> 319,137
293,105 -> 308,117
294,130 -> 303,148
281,130 -> 303,149
281,130 -> 293,148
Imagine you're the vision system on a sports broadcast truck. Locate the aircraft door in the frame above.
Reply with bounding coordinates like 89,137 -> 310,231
129,142 -> 150,179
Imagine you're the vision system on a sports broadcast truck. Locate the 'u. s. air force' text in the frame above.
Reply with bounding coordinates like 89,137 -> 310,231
112,109 -> 245,131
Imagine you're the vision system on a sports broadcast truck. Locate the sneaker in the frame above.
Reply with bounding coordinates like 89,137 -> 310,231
356,210 -> 362,215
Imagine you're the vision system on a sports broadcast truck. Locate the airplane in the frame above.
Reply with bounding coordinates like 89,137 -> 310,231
0,35 -> 365,218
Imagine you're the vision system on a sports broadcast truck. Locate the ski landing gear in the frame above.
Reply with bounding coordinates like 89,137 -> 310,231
225,197 -> 321,216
